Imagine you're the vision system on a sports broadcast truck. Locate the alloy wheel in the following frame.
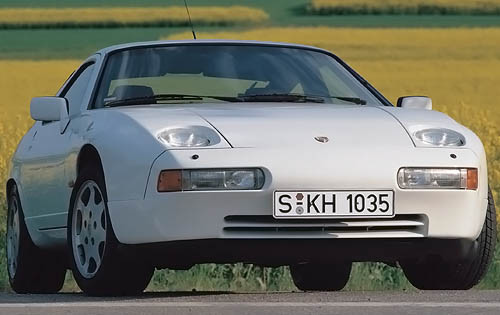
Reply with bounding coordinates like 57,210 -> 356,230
72,180 -> 107,279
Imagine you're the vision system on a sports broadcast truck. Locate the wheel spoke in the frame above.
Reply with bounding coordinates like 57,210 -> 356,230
74,228 -> 85,247
88,241 -> 102,268
93,218 -> 106,243
75,209 -> 84,236
81,257 -> 90,275
76,196 -> 85,212
88,186 -> 96,207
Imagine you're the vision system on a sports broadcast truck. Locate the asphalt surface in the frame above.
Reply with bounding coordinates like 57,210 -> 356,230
1,290 -> 500,315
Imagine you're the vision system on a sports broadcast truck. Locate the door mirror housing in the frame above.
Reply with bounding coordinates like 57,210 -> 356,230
30,97 -> 68,122
397,96 -> 432,110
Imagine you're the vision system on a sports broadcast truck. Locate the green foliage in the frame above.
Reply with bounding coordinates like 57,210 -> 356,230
0,204 -> 7,291
145,245 -> 500,292
148,264 -> 295,292
0,21 -> 244,30
307,0 -> 500,15
478,245 -> 500,289
308,5 -> 500,15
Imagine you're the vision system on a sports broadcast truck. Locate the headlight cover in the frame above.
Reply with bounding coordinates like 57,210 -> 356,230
414,128 -> 465,147
158,169 -> 265,192
398,168 -> 478,190
158,126 -> 219,148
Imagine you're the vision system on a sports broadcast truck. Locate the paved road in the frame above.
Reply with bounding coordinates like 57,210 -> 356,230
1,290 -> 500,315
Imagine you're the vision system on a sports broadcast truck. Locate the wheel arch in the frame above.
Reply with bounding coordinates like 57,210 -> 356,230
76,144 -> 108,201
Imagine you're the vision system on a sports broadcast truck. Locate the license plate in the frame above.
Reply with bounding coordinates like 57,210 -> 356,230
273,190 -> 394,218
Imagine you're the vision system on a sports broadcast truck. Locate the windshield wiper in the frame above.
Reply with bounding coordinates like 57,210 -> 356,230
104,93 -> 367,107
105,94 -> 240,107
240,93 -> 325,103
240,93 -> 367,105
329,96 -> 367,105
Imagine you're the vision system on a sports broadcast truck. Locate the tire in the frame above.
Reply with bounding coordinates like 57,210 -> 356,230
6,185 -> 66,294
290,262 -> 352,291
402,187 -> 497,290
68,167 -> 154,296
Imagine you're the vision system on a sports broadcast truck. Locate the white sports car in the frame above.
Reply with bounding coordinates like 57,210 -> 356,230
6,40 -> 496,295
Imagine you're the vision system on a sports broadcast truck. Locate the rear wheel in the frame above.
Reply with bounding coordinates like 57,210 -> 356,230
402,187 -> 497,290
6,185 -> 66,294
290,262 -> 352,291
68,167 -> 154,296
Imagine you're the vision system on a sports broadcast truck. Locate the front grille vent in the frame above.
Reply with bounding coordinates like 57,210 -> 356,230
223,215 -> 427,238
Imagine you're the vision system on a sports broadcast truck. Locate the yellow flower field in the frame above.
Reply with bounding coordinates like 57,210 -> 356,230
0,27 -> 499,214
309,0 -> 500,14
0,6 -> 269,28
0,60 -> 80,202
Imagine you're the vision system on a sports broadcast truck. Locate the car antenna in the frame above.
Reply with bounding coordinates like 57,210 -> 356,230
183,0 -> 197,40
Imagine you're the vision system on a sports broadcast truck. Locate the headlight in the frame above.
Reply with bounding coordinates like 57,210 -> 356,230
414,128 -> 465,147
158,169 -> 265,192
158,128 -> 210,147
398,168 -> 478,190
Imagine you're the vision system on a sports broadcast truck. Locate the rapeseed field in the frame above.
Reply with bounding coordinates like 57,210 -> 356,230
0,6 -> 269,29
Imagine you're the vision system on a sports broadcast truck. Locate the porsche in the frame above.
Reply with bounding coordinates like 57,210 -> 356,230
5,40 -> 497,295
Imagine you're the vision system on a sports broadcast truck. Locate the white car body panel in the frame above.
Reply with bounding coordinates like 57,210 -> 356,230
109,141 -> 484,244
6,40 -> 490,258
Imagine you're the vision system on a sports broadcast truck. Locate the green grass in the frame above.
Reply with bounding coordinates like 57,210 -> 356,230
0,27 -> 227,60
0,21 -> 257,31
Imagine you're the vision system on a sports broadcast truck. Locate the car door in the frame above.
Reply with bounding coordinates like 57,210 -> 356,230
21,62 -> 96,231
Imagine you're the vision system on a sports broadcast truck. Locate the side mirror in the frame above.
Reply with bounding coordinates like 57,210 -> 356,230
30,97 -> 68,122
397,96 -> 432,110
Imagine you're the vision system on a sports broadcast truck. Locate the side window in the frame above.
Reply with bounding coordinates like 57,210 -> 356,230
61,63 -> 95,114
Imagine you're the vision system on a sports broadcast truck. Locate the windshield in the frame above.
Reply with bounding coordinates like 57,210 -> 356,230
93,44 -> 384,108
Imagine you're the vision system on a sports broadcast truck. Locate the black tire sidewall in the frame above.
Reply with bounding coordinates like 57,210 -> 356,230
67,167 -> 121,295
290,262 -> 352,291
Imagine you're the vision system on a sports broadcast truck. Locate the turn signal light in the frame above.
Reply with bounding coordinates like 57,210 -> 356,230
157,170 -> 182,192
467,169 -> 478,190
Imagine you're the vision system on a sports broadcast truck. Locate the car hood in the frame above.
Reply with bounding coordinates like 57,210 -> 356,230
189,104 -> 413,148
113,103 -> 414,149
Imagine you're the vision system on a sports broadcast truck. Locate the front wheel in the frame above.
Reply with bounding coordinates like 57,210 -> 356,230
68,167 -> 154,296
402,187 -> 497,290
290,262 -> 352,291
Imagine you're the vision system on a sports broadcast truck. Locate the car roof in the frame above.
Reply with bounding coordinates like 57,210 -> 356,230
95,39 -> 331,56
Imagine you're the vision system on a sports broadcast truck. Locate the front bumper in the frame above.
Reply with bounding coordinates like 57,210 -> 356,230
108,147 -> 488,246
